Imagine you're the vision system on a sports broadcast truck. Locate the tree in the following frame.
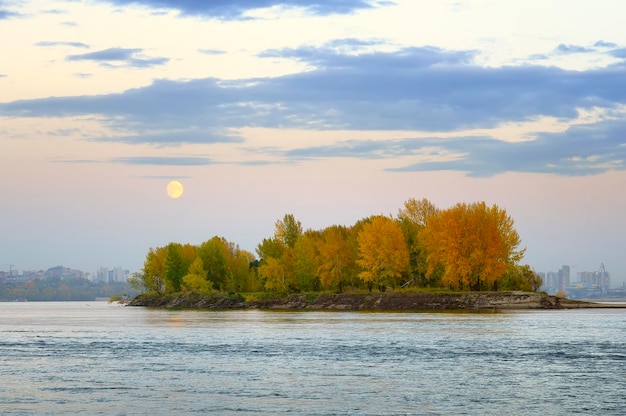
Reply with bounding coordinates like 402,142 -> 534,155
398,198 -> 439,287
256,237 -> 285,260
258,257 -> 287,291
357,216 -> 409,292
164,243 -> 187,293
227,249 -> 256,292
499,264 -> 542,291
318,225 -> 354,292
182,257 -> 212,295
141,246 -> 168,293
198,237 -> 229,291
422,202 -> 525,291
274,214 -> 302,248
294,230 -> 322,291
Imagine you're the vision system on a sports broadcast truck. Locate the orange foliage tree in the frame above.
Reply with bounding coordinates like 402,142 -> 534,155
357,216 -> 409,291
421,202 -> 525,290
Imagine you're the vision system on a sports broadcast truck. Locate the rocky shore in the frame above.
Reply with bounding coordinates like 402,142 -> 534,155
128,291 -> 622,311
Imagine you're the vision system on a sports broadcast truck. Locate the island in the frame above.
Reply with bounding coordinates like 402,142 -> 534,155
128,291 -> 625,310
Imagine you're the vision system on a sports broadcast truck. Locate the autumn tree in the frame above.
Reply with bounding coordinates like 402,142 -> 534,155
397,198 -> 439,287
274,214 -> 302,248
357,216 -> 410,292
318,225 -> 354,292
228,249 -> 257,292
295,230 -> 322,291
257,257 -> 287,291
141,246 -> 168,293
422,202 -> 525,291
256,214 -> 303,291
182,257 -> 212,295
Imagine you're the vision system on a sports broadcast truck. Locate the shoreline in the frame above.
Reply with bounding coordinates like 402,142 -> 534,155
128,291 -> 626,311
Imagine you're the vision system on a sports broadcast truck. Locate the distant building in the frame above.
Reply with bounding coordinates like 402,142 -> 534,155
576,264 -> 610,292
96,267 -> 109,283
558,265 -> 570,292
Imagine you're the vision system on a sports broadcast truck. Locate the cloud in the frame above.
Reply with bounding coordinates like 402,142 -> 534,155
95,127 -> 243,146
594,40 -> 618,49
2,43 -> 626,176
36,41 -> 90,48
554,44 -> 595,54
4,45 -> 626,131
99,0 -> 380,19
0,9 -> 17,19
275,118 -> 626,176
198,49 -> 227,55
609,48 -> 626,59
111,156 -> 214,166
66,47 -> 169,68
388,119 -> 626,177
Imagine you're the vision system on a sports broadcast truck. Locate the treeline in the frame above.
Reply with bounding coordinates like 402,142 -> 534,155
131,198 -> 542,296
0,276 -> 135,301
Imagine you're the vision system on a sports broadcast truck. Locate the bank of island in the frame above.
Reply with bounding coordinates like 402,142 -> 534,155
128,291 -> 624,310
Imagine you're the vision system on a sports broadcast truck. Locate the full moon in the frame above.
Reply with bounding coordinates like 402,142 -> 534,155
166,180 -> 184,199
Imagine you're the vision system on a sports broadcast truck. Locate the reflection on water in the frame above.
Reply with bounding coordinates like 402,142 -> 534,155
1,302 -> 625,415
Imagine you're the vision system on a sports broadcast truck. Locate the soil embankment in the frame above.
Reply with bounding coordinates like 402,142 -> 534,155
128,291 -> 621,310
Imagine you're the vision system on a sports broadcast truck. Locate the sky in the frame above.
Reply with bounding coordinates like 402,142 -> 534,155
1,0 -> 625,285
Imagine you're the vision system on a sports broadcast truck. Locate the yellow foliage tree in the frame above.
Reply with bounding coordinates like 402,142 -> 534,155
318,225 -> 353,292
422,202 -> 525,290
258,257 -> 287,292
398,198 -> 440,287
357,216 -> 409,291
182,257 -> 213,296
295,230 -> 322,291
142,246 -> 168,293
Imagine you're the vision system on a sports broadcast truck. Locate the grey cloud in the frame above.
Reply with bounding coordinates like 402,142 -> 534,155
111,156 -> 214,166
66,47 -> 169,68
0,9 -> 17,19
389,120 -> 626,177
94,127 -> 243,146
594,40 -> 618,48
199,49 -> 226,55
99,0 -> 379,19
36,41 -> 90,48
555,44 -> 595,54
2,44 -> 626,176
259,44 -> 474,68
252,120 -> 626,177
610,48 -> 626,59
4,45 -> 626,132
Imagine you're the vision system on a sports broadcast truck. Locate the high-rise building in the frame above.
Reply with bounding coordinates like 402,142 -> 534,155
557,265 -> 570,292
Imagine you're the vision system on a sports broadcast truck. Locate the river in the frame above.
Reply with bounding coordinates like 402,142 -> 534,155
1,302 -> 624,415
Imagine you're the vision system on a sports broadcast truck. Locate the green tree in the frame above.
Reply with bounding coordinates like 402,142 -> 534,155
164,243 -> 187,293
198,237 -> 229,291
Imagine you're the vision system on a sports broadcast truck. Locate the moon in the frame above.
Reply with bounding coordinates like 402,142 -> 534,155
166,180 -> 184,199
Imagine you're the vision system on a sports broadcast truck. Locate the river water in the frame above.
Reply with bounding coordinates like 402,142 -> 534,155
1,302 -> 624,415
